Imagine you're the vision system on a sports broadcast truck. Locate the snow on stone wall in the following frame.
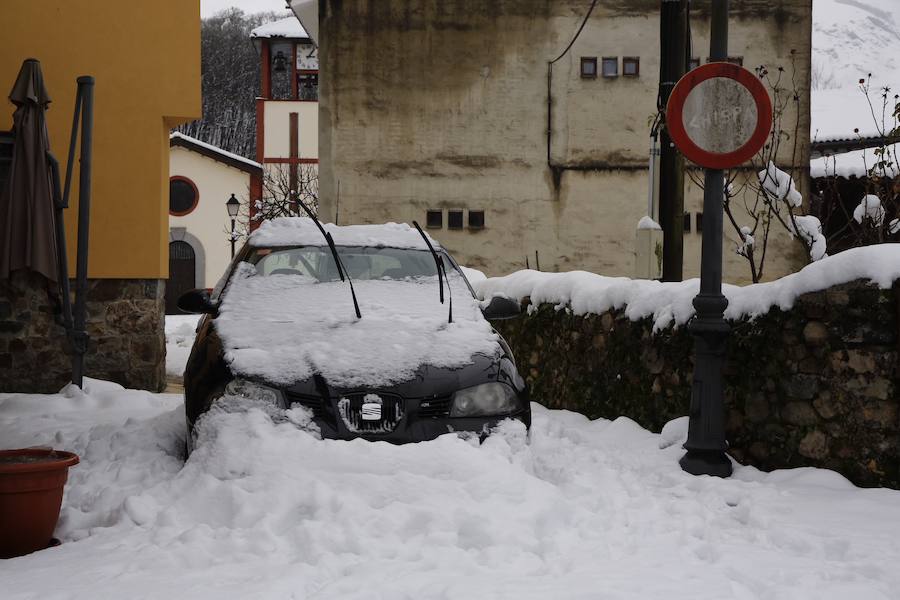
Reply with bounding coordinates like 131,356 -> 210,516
488,275 -> 900,488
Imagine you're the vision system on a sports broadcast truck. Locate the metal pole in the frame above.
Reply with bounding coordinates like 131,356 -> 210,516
71,76 -> 94,388
680,0 -> 732,478
659,0 -> 688,282
230,218 -> 236,258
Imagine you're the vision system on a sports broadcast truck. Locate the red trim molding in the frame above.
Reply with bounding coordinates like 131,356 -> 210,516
260,40 -> 271,99
666,62 -> 772,170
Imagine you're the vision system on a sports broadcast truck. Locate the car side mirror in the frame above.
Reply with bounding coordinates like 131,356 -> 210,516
481,295 -> 520,320
177,289 -> 217,315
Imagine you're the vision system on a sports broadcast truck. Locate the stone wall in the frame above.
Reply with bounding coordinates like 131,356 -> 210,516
494,280 -> 900,488
0,272 -> 166,393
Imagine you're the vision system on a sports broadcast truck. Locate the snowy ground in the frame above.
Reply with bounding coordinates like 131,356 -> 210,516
165,315 -> 202,379
2,381 -> 900,599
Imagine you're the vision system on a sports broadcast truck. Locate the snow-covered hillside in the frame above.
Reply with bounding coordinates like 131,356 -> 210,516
814,0 -> 900,91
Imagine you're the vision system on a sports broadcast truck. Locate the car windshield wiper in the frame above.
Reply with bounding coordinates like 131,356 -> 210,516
295,199 -> 362,319
412,221 -> 453,324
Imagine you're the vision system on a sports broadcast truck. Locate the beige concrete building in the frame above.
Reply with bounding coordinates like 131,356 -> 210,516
315,0 -> 812,283
168,133 -> 262,312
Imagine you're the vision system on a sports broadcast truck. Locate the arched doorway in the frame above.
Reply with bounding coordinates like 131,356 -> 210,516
166,240 -> 196,314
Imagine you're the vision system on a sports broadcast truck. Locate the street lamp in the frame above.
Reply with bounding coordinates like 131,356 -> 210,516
226,193 -> 240,258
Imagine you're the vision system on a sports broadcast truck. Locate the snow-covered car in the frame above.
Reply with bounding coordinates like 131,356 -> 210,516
178,217 -> 528,449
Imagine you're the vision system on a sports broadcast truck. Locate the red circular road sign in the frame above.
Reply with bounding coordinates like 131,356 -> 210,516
666,62 -> 773,169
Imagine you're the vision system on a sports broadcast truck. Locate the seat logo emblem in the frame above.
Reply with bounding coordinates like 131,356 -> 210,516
361,394 -> 382,421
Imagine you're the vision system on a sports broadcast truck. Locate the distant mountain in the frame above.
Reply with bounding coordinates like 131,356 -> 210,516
813,0 -> 900,92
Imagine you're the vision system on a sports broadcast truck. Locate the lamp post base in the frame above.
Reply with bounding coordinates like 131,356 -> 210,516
679,449 -> 733,478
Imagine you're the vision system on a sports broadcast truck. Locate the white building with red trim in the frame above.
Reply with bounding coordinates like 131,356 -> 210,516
167,132 -> 262,313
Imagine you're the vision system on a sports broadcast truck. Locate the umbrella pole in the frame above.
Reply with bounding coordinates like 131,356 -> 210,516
47,152 -> 73,332
71,76 -> 94,389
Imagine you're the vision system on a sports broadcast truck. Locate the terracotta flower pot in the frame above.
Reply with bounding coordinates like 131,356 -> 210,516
0,448 -> 79,559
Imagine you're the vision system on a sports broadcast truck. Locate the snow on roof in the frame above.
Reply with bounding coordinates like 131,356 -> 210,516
475,244 -> 900,331
169,132 -> 262,171
811,87 -> 895,144
216,266 -> 496,387
250,16 -> 308,39
250,217 -> 441,250
811,146 -> 899,178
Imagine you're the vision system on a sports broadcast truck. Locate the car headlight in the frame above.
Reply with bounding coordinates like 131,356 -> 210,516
450,382 -> 521,418
224,378 -> 284,407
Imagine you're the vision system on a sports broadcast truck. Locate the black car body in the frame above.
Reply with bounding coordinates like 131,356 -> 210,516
179,219 -> 528,448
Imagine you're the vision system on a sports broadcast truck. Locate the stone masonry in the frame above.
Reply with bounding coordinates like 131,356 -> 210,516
495,279 -> 900,488
0,271 -> 166,393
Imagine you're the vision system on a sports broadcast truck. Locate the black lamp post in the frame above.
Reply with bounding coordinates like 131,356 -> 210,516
679,0 -> 734,478
226,193 -> 240,258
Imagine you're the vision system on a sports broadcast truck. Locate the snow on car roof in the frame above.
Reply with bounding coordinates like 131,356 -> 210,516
249,217 -> 442,251
215,265 -> 496,388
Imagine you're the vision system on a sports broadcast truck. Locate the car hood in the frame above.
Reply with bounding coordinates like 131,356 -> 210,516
214,266 -> 500,389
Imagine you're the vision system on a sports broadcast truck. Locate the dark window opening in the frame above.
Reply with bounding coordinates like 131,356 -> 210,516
623,57 -> 640,76
696,212 -> 703,233
426,209 -> 442,229
602,57 -> 618,78
580,57 -> 598,79
448,210 -> 463,230
469,210 -> 485,229
170,177 -> 199,216
683,212 -> 692,233
298,72 -> 319,101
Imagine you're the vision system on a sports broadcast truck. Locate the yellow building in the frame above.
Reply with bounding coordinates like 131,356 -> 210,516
0,1 -> 200,392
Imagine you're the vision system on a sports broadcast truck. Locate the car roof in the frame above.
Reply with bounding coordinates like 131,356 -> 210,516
249,218 -> 442,251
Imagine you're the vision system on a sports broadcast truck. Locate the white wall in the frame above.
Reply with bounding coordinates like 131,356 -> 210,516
168,146 -> 252,287
264,101 -> 319,159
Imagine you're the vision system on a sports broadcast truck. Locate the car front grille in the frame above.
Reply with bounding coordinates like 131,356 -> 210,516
337,393 -> 404,434
417,395 -> 453,418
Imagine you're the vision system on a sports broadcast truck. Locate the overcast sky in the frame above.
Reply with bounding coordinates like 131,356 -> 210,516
201,0 -> 289,18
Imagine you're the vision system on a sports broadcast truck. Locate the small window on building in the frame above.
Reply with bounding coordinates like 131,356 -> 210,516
448,210 -> 464,230
469,210 -> 485,230
683,212 -> 692,233
696,212 -> 703,233
623,57 -> 640,77
580,57 -> 598,79
689,57 -> 701,70
169,177 -> 199,216
426,209 -> 442,229
602,57 -> 618,78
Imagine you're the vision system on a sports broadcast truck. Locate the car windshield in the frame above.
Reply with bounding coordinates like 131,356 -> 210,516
247,245 -> 446,282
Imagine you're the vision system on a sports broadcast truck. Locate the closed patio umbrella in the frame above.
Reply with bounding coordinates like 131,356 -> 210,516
0,58 -> 59,284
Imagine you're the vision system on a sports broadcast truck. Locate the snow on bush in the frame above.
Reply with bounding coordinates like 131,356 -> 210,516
758,161 -> 802,207
3,382 -> 900,598
788,214 -> 828,262
852,194 -> 886,226
736,225 -> 755,254
475,244 -> 900,331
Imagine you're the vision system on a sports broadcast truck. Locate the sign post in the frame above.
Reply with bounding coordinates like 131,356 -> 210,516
665,0 -> 772,477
